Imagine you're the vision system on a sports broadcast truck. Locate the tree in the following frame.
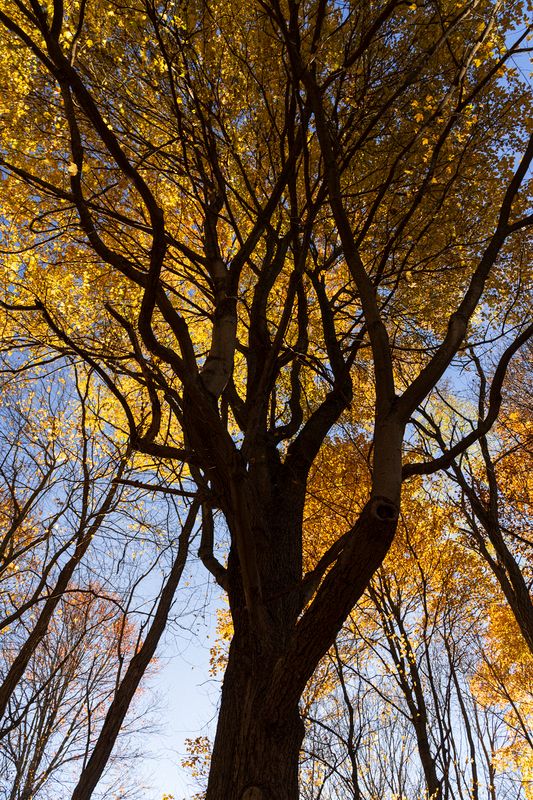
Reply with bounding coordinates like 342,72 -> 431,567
0,359 -> 198,795
415,342 -> 533,654
0,366 -> 131,723
0,0 -> 532,797
1,590 -> 148,800
301,452 -> 532,800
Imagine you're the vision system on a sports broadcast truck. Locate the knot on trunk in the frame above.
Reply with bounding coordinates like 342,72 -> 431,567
370,496 -> 399,522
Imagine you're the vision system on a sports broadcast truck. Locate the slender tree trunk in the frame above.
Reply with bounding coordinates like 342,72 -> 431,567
371,584 -> 442,800
483,522 -> 533,655
0,467 -> 125,726
453,449 -> 533,656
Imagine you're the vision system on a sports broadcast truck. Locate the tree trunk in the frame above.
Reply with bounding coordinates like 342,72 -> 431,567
205,495 -> 398,800
206,628 -> 305,800
201,398 -> 400,799
205,461 -> 307,800
484,521 -> 533,656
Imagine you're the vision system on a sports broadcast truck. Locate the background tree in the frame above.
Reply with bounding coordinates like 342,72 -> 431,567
0,359 -> 200,796
301,464 -> 533,800
0,590 -> 149,800
410,341 -> 533,653
0,0 -> 532,797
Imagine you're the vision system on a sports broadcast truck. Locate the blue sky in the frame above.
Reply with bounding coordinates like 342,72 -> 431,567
138,581 -> 223,800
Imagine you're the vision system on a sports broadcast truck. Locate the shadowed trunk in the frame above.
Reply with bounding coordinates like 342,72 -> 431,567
205,484 -> 398,800
206,478 -> 307,800
206,627 -> 306,800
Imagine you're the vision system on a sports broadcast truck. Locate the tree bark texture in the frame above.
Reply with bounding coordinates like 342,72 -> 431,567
206,629 -> 306,800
